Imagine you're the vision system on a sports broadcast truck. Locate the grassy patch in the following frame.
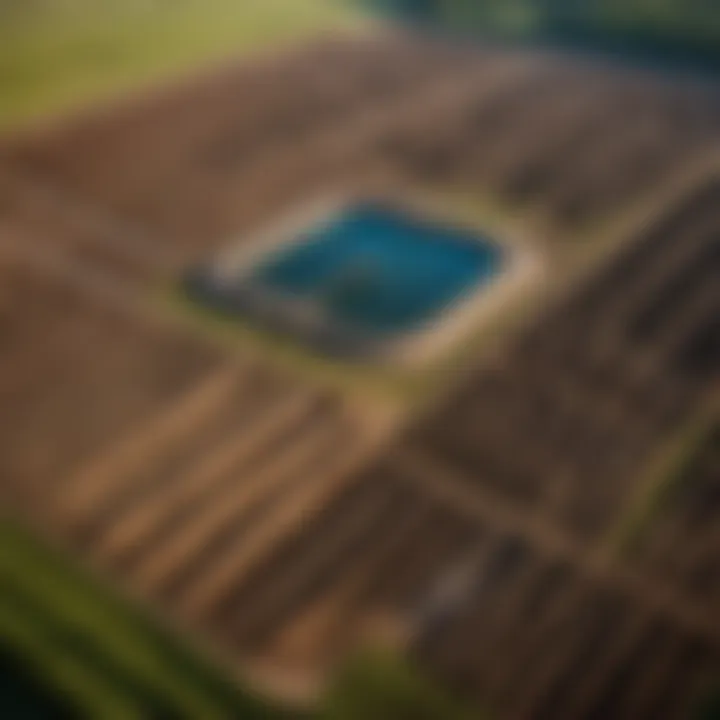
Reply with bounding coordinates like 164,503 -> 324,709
0,0 -> 364,130
695,686 -> 720,720
0,519 -> 290,719
607,416 -> 718,555
320,648 -> 483,720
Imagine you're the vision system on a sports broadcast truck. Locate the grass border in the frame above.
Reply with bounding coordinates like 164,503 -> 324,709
0,518 -> 292,719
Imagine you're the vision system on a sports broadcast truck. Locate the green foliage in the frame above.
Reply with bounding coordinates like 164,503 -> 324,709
694,685 -> 720,720
0,521 -> 289,719
0,0 -> 363,129
369,0 -> 720,60
320,649 -> 482,720
609,418 -> 718,555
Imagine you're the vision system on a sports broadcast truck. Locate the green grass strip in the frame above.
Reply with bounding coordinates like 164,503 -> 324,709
607,415 -> 718,555
0,521 -> 286,719
0,0 -> 365,130
321,648 -> 484,720
0,592 -> 145,720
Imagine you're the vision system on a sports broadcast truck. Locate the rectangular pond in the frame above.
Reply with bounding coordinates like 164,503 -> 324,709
184,200 -> 532,365
251,204 -> 504,333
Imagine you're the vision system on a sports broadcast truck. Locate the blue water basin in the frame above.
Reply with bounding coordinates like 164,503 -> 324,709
249,203 -> 504,334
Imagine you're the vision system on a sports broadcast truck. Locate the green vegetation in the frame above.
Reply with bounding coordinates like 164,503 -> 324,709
320,649 -> 481,720
608,416 -> 718,555
0,520 -> 289,718
695,687 -> 720,720
0,644 -> 82,718
370,0 -> 720,64
0,0 -> 364,130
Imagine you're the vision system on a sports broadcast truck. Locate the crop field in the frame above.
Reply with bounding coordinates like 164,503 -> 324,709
413,527 -> 720,720
405,177 -> 720,542
0,25 -> 719,720
5,33 -> 720,239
